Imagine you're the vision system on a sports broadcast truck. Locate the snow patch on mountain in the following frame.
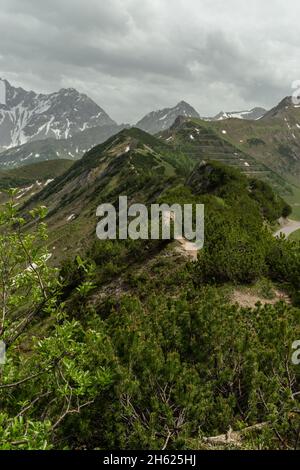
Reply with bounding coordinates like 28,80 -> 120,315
210,107 -> 267,121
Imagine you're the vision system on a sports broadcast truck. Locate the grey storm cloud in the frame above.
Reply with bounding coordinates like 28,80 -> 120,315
0,0 -> 300,122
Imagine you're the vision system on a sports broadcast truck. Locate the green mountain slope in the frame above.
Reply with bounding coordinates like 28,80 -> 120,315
204,97 -> 300,187
21,128 -> 192,261
158,116 -> 293,195
0,159 -> 74,191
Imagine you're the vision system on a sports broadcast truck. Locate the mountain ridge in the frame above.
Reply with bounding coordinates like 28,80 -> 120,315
261,96 -> 299,120
210,107 -> 267,121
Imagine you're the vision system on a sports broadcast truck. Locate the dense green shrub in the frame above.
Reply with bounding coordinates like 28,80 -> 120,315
266,237 -> 300,304
71,288 -> 300,450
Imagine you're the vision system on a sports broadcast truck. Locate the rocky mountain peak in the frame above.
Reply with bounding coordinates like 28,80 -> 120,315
136,100 -> 200,134
0,79 -> 116,151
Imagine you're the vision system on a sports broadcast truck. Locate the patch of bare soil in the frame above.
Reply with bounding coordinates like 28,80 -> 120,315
274,218 -> 300,238
175,238 -> 198,261
232,289 -> 290,308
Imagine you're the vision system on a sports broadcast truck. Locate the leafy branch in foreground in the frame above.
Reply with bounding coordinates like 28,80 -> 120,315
0,192 -> 113,449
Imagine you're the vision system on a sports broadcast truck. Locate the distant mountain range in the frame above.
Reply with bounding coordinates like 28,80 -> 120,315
0,78 -> 117,151
0,78 -> 270,156
3,95 -> 300,216
3,78 -> 300,186
209,107 -> 267,121
135,103 -> 267,134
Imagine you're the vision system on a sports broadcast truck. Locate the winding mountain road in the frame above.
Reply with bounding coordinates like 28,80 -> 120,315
274,219 -> 300,239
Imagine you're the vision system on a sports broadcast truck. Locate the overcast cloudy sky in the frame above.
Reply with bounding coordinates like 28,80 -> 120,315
0,0 -> 299,123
